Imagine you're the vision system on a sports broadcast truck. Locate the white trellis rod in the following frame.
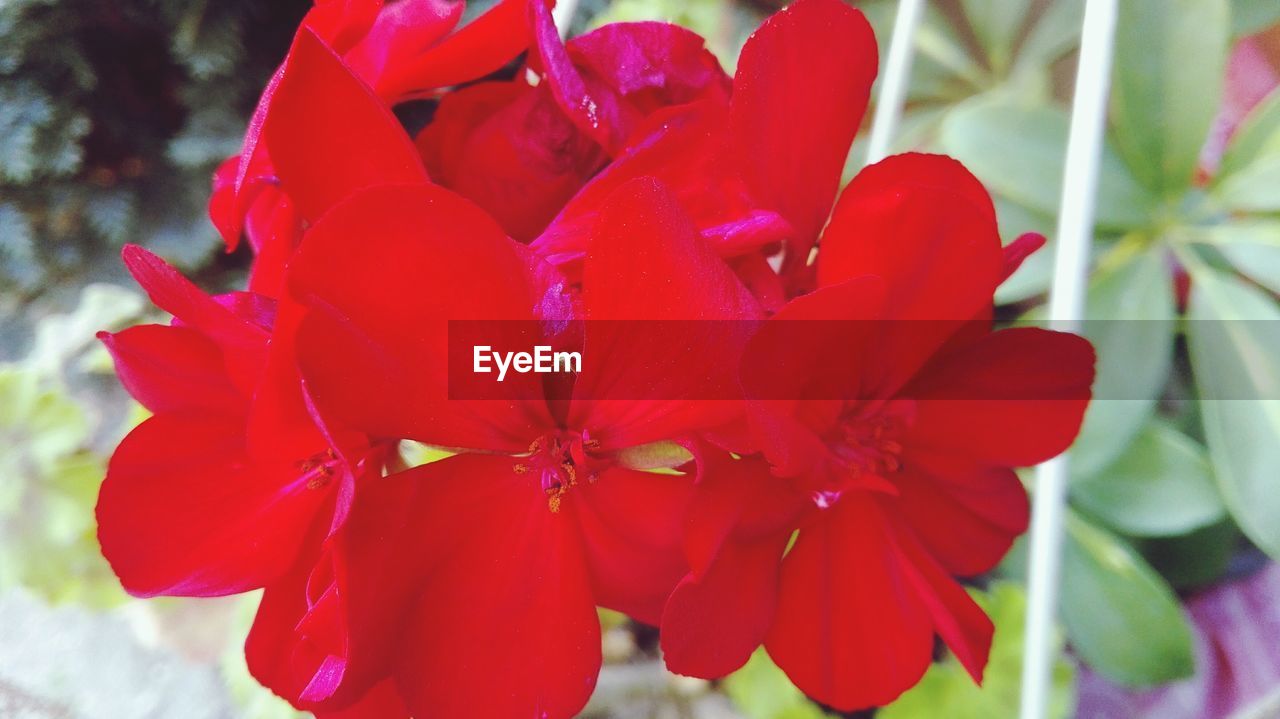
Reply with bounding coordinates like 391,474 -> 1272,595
1020,1 -> 1118,718
865,0 -> 925,164
866,2 -> 1119,718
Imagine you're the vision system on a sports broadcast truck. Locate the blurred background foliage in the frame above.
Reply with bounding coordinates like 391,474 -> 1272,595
2,0 -> 1280,717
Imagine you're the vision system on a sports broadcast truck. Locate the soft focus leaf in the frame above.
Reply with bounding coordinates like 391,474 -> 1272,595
1070,247 -> 1175,477
1231,0 -> 1280,36
961,0 -> 1030,75
27,283 -> 145,375
1061,512 -> 1195,686
1177,222 -> 1280,294
724,649 -> 826,719
994,199 -> 1055,304
1214,153 -> 1280,212
1216,87 -> 1280,181
880,582 -> 1075,719
1187,268 -> 1280,559
1072,420 -> 1224,537
1012,0 -> 1083,76
1111,0 -> 1229,196
939,97 -> 1153,229
1135,520 -> 1237,591
1075,562 -> 1280,718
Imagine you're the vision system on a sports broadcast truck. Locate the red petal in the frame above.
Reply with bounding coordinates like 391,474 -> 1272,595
1001,232 -> 1046,283
98,326 -> 242,415
817,153 -> 1004,321
570,177 -> 761,449
288,184 -> 552,451
98,414 -> 328,597
313,681 -> 410,719
731,0 -> 878,265
765,494 -> 933,711
740,278 -> 885,478
894,460 -> 1028,577
416,80 -> 606,241
903,327 -> 1096,466
209,156 -> 242,250
303,0 -> 383,54
385,0 -> 532,97
663,533 -> 789,678
343,0 -> 463,94
265,29 -> 427,223
574,466 -> 693,625
569,22 -> 731,118
394,455 -> 602,719
890,511 -> 995,682
660,452 -> 801,678
247,468 -> 435,710
120,245 -> 268,394
528,0 -> 621,153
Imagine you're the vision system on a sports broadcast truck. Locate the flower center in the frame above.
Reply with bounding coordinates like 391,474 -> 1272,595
513,431 -> 605,513
812,399 -> 917,505
297,448 -> 340,490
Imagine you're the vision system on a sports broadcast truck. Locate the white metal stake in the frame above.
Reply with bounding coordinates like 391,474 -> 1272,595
552,0 -> 579,39
1019,1 -> 1118,718
865,0 -> 924,164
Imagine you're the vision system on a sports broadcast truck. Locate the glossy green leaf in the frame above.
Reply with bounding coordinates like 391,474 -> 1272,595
1111,0 -> 1229,195
1060,512 -> 1195,686
1187,269 -> 1280,559
939,97 -> 1153,229
1072,420 -> 1224,537
881,582 -> 1075,719
1070,247 -> 1176,477
1216,88 -> 1280,181
724,649 -> 826,719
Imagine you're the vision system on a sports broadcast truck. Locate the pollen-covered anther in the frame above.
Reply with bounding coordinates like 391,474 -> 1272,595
515,431 -> 608,512
298,448 -> 340,490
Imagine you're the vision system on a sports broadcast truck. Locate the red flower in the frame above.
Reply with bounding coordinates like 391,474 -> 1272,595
532,0 -> 878,301
209,0 -> 536,294
96,246 -> 383,597
281,177 -> 760,717
658,153 -> 1096,711
416,16 -> 730,240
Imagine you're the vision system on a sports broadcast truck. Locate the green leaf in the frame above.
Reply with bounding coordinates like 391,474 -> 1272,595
1230,0 -> 1280,36
1216,88 -> 1280,181
1176,222 -> 1280,293
1214,154 -> 1280,213
939,97 -> 1153,229
880,582 -> 1075,719
27,283 -> 145,375
961,0 -> 1030,75
1187,268 -> 1280,559
724,649 -> 826,719
1070,247 -> 1176,477
1135,520 -> 1237,590
1012,0 -> 1084,76
1111,0 -> 1230,196
1060,512 -> 1195,686
1072,420 -> 1224,537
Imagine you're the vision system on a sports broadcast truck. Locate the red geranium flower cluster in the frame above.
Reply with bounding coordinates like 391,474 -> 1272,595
97,1 -> 1095,717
